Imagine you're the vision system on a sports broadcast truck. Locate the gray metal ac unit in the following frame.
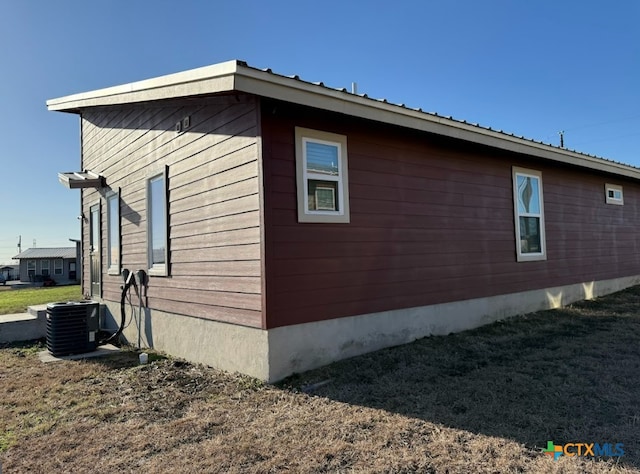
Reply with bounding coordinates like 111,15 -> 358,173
46,301 -> 99,356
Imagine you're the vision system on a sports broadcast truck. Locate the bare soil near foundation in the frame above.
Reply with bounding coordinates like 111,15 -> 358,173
2,286 -> 640,473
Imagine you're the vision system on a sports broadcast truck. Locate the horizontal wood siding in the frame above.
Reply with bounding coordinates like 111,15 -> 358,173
261,100 -> 640,328
81,95 -> 262,328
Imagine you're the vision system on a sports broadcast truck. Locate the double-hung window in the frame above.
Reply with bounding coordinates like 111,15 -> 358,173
513,167 -> 546,262
295,127 -> 350,223
107,190 -> 121,275
54,259 -> 63,275
41,260 -> 50,276
147,167 -> 169,275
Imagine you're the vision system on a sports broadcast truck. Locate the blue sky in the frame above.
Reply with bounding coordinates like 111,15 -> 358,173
0,1 -> 639,264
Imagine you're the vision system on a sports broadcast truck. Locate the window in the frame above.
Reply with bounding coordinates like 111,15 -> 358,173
605,184 -> 623,205
89,203 -> 101,297
295,127 -> 350,223
147,167 -> 168,275
107,190 -> 121,274
513,167 -> 546,262
54,259 -> 63,275
27,260 -> 35,279
41,260 -> 50,276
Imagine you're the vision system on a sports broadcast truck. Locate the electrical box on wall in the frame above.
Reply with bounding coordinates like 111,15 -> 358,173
175,115 -> 190,134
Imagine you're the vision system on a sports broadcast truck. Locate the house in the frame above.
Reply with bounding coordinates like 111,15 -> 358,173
13,247 -> 78,284
47,60 -> 640,382
0,265 -> 19,281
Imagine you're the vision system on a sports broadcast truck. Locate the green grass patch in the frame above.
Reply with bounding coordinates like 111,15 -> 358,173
0,429 -> 17,452
0,285 -> 82,315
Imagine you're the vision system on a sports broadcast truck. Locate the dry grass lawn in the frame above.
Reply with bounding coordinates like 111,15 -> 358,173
2,286 -> 640,472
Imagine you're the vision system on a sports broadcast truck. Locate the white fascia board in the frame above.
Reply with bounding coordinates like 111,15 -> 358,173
46,60 -> 240,111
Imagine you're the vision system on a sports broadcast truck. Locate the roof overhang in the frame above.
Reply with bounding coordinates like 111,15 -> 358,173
46,60 -> 640,181
58,170 -> 105,189
46,60 -> 239,112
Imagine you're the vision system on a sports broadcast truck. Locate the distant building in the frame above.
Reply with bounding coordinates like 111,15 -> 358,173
13,247 -> 78,284
0,265 -> 19,281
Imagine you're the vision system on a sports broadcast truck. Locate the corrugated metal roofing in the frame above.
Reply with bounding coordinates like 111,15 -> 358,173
13,247 -> 77,259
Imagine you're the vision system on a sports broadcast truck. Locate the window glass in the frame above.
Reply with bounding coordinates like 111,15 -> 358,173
519,217 -> 541,254
306,141 -> 339,175
54,259 -> 63,275
107,193 -> 120,271
605,184 -> 623,205
517,175 -> 540,214
308,180 -> 338,212
41,260 -> 50,276
149,174 -> 166,267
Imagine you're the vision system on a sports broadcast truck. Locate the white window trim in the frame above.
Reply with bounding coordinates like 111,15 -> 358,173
147,166 -> 169,276
295,127 -> 350,223
513,167 -> 547,262
106,189 -> 121,275
605,183 -> 623,205
41,259 -> 50,276
54,259 -> 63,275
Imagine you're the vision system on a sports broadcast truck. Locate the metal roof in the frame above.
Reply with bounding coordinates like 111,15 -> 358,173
13,247 -> 77,260
47,59 -> 640,181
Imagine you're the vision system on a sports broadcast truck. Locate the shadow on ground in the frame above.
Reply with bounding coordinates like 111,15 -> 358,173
282,288 -> 640,469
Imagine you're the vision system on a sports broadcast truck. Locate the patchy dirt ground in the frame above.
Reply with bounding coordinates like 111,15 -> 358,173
2,287 -> 640,473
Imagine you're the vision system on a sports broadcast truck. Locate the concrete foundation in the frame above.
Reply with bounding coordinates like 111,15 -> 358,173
0,305 -> 48,343
100,300 -> 270,380
98,274 -> 640,382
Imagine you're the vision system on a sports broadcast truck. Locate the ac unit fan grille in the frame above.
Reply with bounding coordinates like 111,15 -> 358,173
46,301 -> 99,356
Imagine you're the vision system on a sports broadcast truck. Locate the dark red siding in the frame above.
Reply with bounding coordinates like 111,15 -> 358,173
261,100 -> 640,329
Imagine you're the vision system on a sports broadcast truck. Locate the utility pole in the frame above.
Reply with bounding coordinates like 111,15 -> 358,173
17,235 -> 21,254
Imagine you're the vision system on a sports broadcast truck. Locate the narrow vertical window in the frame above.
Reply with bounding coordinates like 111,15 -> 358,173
513,167 -> 546,262
27,260 -> 36,280
107,190 -> 121,274
295,127 -> 350,223
89,203 -> 101,297
147,168 -> 169,275
54,259 -> 63,275
41,260 -> 50,276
